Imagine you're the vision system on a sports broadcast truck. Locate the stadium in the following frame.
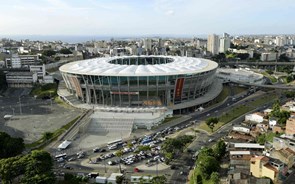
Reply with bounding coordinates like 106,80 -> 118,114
59,56 -> 220,112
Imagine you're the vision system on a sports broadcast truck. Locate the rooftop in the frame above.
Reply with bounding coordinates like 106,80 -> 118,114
59,55 -> 218,76
233,143 -> 265,149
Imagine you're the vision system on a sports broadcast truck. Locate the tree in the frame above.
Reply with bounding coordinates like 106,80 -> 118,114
196,174 -> 203,184
253,53 -> 261,60
151,175 -> 167,184
42,132 -> 53,143
256,134 -> 266,144
127,142 -> 133,148
63,173 -> 80,184
285,91 -> 295,98
0,156 -> 24,184
0,150 -> 55,184
278,110 -> 290,125
0,71 -> 7,91
0,132 -> 24,158
213,140 -> 226,160
115,150 -> 123,173
197,155 -> 220,180
236,53 -> 249,60
270,101 -> 290,125
279,54 -> 290,62
54,56 -> 60,61
42,50 -> 56,57
210,172 -> 219,184
21,150 -> 55,184
137,145 -> 151,152
59,48 -> 72,54
162,135 -> 193,160
206,117 -> 219,132
286,75 -> 294,83
270,100 -> 281,118
116,175 -> 124,184
198,147 -> 215,160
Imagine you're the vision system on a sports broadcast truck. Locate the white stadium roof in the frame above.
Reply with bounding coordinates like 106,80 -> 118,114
59,56 -> 218,77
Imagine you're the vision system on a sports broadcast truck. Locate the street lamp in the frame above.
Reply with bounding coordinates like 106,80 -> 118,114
49,92 -> 52,107
156,159 -> 159,176
104,159 -> 107,173
19,96 -> 22,115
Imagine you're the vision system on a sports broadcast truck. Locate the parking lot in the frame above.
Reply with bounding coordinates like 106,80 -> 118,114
53,122 -> 198,180
0,88 -> 83,143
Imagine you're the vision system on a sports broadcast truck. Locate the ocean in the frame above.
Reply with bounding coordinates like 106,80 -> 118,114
0,34 -> 203,43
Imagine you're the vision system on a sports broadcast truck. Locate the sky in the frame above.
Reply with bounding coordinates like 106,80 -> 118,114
0,0 -> 295,36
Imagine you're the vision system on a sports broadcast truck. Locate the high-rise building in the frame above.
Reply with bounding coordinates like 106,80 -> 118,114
207,34 -> 219,55
143,38 -> 152,51
275,36 -> 286,46
219,33 -> 231,53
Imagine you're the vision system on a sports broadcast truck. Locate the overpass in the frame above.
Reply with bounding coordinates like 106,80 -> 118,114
219,61 -> 295,66
229,81 -> 295,90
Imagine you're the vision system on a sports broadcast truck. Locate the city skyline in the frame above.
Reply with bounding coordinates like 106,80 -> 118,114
1,0 -> 295,36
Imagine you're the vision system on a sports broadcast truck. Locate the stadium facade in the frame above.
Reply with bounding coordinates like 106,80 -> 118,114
59,56 -> 218,110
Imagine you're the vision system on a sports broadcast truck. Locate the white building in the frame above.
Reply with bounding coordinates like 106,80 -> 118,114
276,36 -> 287,46
216,68 -> 264,84
11,55 -> 21,68
5,54 -> 40,68
18,47 -> 29,54
107,173 -> 123,184
228,48 -> 254,58
30,64 -> 46,78
131,176 -> 153,183
245,113 -> 264,123
5,71 -> 38,87
207,34 -> 219,55
269,117 -> 278,128
260,52 -> 278,61
0,60 -> 5,68
233,126 -> 250,134
144,38 -> 152,51
219,33 -> 231,53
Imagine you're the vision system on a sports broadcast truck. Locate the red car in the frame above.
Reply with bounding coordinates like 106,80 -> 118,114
134,168 -> 140,172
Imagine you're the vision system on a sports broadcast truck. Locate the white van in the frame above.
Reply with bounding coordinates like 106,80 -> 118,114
4,115 -> 13,120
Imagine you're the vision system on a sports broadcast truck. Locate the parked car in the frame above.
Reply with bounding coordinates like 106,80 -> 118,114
93,147 -> 100,153
134,167 -> 141,172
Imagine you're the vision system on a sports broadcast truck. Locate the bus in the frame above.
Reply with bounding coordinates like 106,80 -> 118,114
55,153 -> 67,160
107,139 -> 123,147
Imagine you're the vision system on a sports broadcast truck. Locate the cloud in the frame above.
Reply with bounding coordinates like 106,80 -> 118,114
165,10 -> 175,15
153,0 -> 182,16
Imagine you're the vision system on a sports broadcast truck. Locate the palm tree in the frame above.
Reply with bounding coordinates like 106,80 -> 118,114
115,149 -> 123,173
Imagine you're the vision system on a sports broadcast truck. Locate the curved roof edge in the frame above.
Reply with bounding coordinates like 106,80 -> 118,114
59,55 -> 218,76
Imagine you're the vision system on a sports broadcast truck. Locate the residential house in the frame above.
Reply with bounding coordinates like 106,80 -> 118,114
270,148 -> 295,168
272,125 -> 284,134
269,117 -> 278,129
273,136 -> 295,152
245,112 -> 264,123
250,156 -> 286,182
286,117 -> 295,137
